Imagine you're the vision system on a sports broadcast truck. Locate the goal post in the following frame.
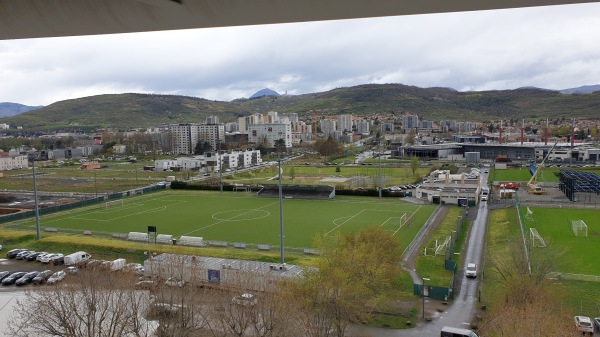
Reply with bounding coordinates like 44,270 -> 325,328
529,228 -> 546,248
399,213 -> 407,229
571,220 -> 588,238
105,199 -> 124,209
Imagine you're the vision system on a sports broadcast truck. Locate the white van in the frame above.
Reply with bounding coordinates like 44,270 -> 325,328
441,326 -> 479,337
64,251 -> 92,266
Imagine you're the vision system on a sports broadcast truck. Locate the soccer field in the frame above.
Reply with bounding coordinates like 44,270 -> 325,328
522,207 -> 600,275
10,191 -> 436,251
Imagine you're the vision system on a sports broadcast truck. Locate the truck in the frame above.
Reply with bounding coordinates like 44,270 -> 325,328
64,251 -> 92,266
495,155 -> 512,163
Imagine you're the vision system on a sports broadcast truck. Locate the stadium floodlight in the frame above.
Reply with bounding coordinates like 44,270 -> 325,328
28,153 -> 41,240
278,157 -> 285,265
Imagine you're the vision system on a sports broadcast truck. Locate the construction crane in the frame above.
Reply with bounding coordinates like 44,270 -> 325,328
527,141 -> 558,195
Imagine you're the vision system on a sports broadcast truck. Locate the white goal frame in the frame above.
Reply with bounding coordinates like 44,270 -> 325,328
530,228 -> 546,248
105,199 -> 124,209
571,220 -> 588,238
435,236 -> 451,255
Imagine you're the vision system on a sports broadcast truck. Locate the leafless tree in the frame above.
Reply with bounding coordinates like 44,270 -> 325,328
8,269 -> 155,337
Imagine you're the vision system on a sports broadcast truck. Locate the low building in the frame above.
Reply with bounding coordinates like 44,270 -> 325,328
0,155 -> 28,171
415,169 -> 482,205
144,253 -> 304,292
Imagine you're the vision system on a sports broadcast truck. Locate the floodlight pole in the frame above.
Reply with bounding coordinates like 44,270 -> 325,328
218,140 -> 223,193
30,155 -> 41,240
378,134 -> 382,198
278,156 -> 285,265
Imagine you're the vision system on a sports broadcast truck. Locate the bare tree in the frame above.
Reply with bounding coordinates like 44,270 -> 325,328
8,269 -> 155,337
481,240 -> 575,336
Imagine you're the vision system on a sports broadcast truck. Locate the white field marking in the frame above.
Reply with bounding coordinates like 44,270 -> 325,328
380,217 -> 399,227
100,202 -> 145,214
66,200 -> 188,222
324,209 -> 367,236
392,220 -> 407,236
332,216 -> 353,226
211,209 -> 271,222
183,201 -> 279,236
328,208 -> 409,235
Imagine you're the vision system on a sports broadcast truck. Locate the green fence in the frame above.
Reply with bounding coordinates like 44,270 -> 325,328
1,185 -> 167,225
414,206 -> 467,300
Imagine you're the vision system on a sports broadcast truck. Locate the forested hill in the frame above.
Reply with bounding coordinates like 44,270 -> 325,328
2,84 -> 599,131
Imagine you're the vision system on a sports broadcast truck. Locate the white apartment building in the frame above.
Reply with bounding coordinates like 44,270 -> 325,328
154,159 -> 177,171
0,155 -> 28,171
202,149 -> 262,171
356,120 -> 370,134
169,123 -> 225,154
281,113 -> 299,123
403,115 -> 419,129
320,119 -> 337,135
337,114 -> 353,133
238,113 -> 263,132
0,123 -> 9,130
205,115 -> 220,124
248,124 -> 292,148
264,111 -> 279,124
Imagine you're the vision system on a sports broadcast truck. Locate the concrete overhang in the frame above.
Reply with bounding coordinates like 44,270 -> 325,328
1,0 -> 599,40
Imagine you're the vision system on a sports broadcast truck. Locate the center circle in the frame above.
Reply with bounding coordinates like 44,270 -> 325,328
212,209 -> 270,221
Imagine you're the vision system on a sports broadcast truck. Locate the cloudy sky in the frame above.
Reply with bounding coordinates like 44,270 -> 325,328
1,3 -> 600,106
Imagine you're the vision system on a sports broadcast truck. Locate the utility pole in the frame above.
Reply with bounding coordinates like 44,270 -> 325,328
218,139 -> 223,193
278,156 -> 285,265
30,154 -> 41,240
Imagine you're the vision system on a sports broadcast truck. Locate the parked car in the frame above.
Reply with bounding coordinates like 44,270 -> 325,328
36,253 -> 51,262
7,248 -> 27,259
465,263 -> 478,278
165,277 -> 185,287
66,266 -> 78,274
53,256 -> 65,266
134,280 -> 158,289
2,272 -> 27,285
16,271 -> 40,286
575,316 -> 594,335
26,252 -> 47,261
41,253 -> 63,264
32,270 -> 54,284
232,293 -> 257,307
15,250 -> 33,260
0,271 -> 11,282
594,317 -> 600,330
47,270 -> 67,284
125,263 -> 144,275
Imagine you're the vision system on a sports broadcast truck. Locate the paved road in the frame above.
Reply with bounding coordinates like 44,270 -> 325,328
350,172 -> 490,337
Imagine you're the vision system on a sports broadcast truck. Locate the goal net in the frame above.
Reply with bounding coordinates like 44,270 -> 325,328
105,199 -> 124,209
399,213 -> 407,229
435,236 -> 451,255
529,228 -> 546,247
571,220 -> 588,238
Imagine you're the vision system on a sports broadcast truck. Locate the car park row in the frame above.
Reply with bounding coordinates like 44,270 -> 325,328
3,248 -> 144,288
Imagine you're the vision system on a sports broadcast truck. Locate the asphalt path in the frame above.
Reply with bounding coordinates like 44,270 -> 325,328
350,172 -> 490,337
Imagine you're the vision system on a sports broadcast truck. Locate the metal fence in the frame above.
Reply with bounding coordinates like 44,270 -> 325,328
1,184 -> 167,225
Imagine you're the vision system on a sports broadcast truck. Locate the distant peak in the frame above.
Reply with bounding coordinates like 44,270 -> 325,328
250,88 -> 280,99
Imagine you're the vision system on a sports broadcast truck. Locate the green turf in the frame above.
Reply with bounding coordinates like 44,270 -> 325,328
490,167 -> 600,184
7,190 -> 436,251
521,207 -> 600,275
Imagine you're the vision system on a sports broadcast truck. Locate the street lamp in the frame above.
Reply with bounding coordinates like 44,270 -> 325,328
422,277 -> 430,320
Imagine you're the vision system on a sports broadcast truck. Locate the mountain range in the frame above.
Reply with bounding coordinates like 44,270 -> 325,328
1,83 -> 599,131
0,102 -> 44,118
